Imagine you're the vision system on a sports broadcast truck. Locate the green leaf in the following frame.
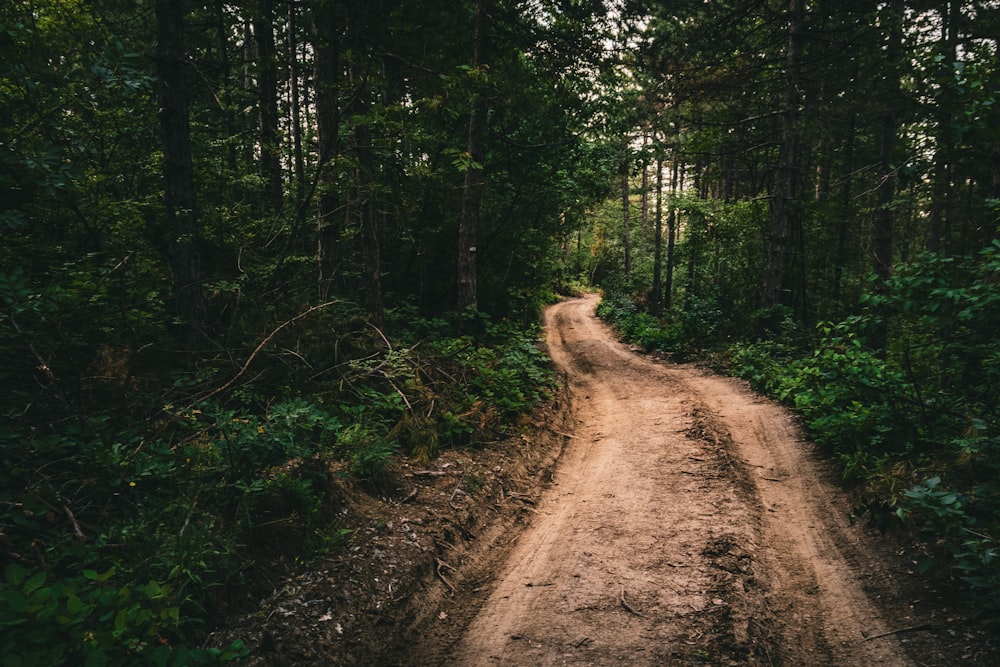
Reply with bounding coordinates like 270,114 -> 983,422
3,564 -> 26,587
23,572 -> 47,596
83,649 -> 108,667
113,608 -> 128,633
65,595 -> 85,616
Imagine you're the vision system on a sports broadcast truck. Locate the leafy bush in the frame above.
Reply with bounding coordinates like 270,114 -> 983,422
724,243 -> 1000,605
0,564 -> 247,667
596,292 -> 723,352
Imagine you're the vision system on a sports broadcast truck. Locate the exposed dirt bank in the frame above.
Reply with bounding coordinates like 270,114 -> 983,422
216,295 -> 997,666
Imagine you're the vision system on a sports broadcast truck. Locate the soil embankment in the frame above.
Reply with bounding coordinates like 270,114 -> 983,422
219,295 -> 996,665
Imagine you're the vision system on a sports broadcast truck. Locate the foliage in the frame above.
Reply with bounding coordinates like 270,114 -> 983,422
0,0 -> 607,656
0,564 -> 247,667
596,291 -> 727,354
722,243 -> 1000,605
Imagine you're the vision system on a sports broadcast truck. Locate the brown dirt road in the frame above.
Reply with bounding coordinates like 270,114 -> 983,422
219,295 -> 995,666
423,294 -> 920,665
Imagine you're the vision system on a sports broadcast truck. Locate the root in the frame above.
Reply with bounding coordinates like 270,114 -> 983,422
435,557 -> 457,596
619,587 -> 645,618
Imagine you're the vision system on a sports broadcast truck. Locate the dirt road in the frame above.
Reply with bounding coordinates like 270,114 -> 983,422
215,294 -> 994,666
436,294 -> 915,665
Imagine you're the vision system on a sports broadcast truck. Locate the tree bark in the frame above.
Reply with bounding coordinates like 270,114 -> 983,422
651,150 -> 664,315
313,0 -> 342,300
665,158 -> 679,313
288,1 -> 305,221
154,0 -> 205,338
760,0 -> 804,328
621,166 -> 632,282
457,0 -> 490,316
870,0 -> 903,352
253,0 -> 282,213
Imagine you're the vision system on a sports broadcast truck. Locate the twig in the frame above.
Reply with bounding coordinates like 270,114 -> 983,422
620,587 -> 645,617
436,539 -> 464,555
62,504 -> 87,541
961,527 -> 994,541
401,488 -> 418,503
387,379 -> 413,411
449,479 -> 464,510
179,491 -> 200,538
411,470 -> 447,477
863,624 -> 932,642
368,322 -> 393,352
435,557 -> 457,596
193,301 -> 338,404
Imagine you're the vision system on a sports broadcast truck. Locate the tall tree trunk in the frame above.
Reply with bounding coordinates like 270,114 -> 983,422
359,144 -> 384,326
760,0 -> 804,329
832,113 -> 856,307
651,151 -> 664,315
621,166 -> 632,281
871,0 -> 903,351
314,0 -> 341,300
214,0 -> 237,175
288,1 -> 305,221
154,0 -> 205,338
665,158 -> 679,312
457,0 -> 490,315
928,0 -> 961,254
641,135 -> 650,242
253,0 -> 282,213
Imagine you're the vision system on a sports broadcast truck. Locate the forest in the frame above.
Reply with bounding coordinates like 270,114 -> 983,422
0,0 -> 997,664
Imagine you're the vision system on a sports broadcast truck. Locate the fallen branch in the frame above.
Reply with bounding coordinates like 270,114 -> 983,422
620,587 -> 645,617
449,479 -> 464,510
62,503 -> 87,541
863,623 -> 933,642
194,301 -> 338,404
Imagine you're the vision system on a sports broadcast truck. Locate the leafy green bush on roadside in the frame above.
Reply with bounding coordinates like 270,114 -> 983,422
726,243 -> 1000,606
0,563 -> 247,667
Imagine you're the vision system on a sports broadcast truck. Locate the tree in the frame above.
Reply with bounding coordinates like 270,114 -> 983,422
760,0 -> 804,327
457,0 -> 491,316
253,0 -> 283,213
154,0 -> 206,337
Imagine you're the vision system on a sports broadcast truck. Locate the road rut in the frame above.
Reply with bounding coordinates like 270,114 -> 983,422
444,294 -> 912,666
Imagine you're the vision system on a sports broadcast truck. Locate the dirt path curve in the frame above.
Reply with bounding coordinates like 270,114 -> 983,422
442,295 -> 913,666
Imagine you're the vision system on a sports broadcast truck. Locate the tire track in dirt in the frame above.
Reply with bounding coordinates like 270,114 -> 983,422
440,295 -> 913,666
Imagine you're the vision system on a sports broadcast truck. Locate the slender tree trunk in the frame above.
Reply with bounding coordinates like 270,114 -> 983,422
832,113 -> 856,307
760,0 -> 804,328
928,0 -> 961,254
871,0 -> 903,351
253,0 -> 282,213
154,0 -> 205,338
214,0 -> 237,175
665,159 -> 679,312
314,0 -> 341,300
288,2 -> 305,220
359,152 -> 384,326
457,0 -> 490,316
651,151 -> 664,315
621,167 -> 632,282
641,136 -> 650,242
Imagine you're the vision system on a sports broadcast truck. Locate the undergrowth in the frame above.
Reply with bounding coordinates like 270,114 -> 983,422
0,280 -> 556,665
598,241 -> 1000,609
